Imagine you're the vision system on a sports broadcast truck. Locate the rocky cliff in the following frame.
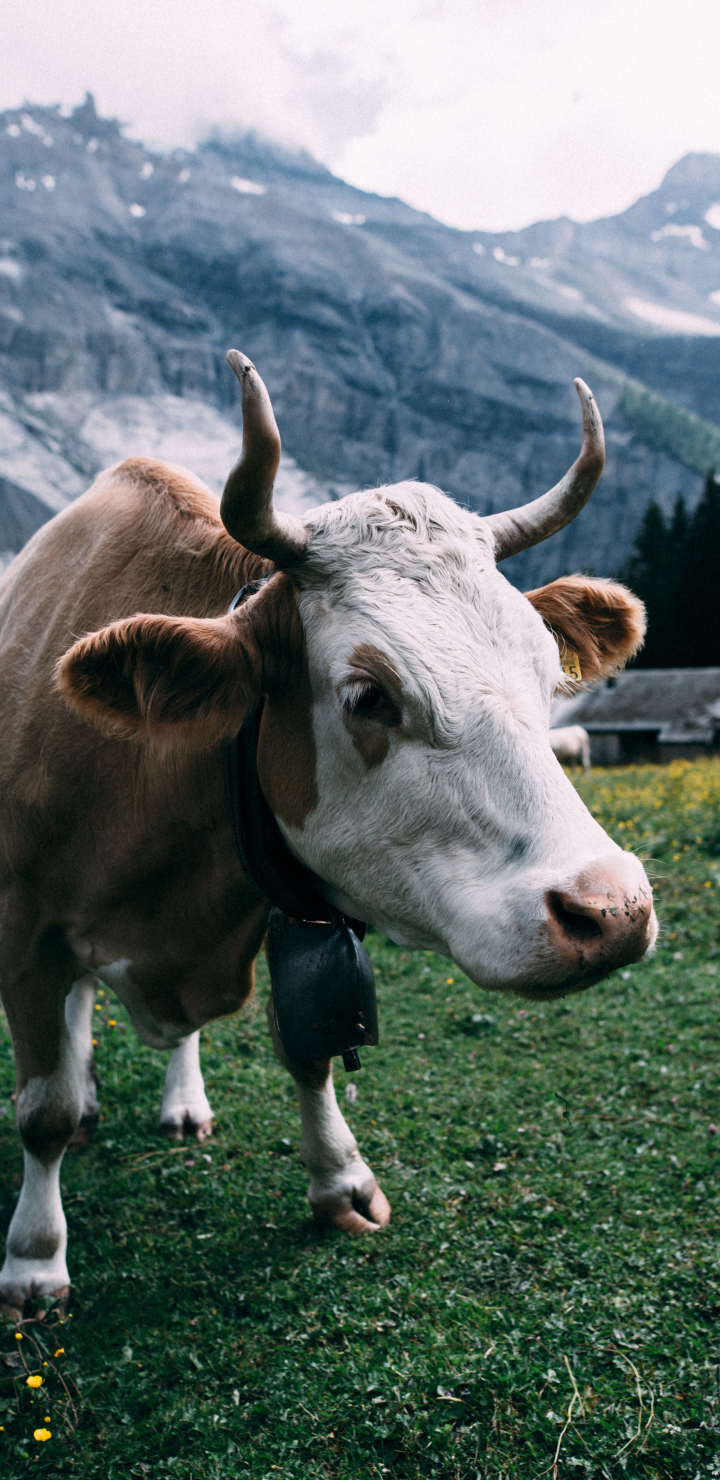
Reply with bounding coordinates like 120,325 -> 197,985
2,94 -> 720,587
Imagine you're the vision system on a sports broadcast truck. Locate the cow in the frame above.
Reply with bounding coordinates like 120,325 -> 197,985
0,351 -> 656,1318
550,725 -> 591,773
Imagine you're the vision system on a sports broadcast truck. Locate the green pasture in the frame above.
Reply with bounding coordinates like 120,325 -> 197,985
2,759 -> 720,1477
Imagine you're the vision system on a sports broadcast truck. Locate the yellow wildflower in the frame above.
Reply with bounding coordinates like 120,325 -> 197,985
26,1374 -> 43,1388
108,1019 -> 117,1026
15,1332 -> 22,1340
33,1428 -> 51,1441
53,1348 -> 64,1357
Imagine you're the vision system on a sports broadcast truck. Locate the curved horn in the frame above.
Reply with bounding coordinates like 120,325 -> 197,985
484,379 -> 605,562
221,350 -> 309,564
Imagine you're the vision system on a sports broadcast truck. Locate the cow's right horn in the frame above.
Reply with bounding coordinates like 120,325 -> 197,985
222,350 -> 309,565
484,379 -> 605,562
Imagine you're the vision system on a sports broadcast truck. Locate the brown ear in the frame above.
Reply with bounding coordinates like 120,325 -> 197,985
524,575 -> 645,683
56,610 -> 264,743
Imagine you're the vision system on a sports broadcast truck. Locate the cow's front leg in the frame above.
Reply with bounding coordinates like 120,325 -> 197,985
0,975 -> 86,1317
159,1032 -> 213,1142
266,997 -> 390,1235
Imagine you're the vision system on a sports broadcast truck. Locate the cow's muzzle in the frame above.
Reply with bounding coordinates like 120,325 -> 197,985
543,853 -> 656,985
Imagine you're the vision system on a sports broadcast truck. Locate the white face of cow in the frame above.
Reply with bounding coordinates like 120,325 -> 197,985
273,482 -> 655,998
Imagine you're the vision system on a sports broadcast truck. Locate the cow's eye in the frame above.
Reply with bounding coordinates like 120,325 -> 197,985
341,671 -> 402,728
344,682 -> 384,716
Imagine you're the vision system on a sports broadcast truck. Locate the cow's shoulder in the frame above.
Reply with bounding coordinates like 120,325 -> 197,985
84,457 -> 247,575
97,457 -> 221,524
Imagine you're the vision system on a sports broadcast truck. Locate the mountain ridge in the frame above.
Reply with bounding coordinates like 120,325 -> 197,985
1,93 -> 719,587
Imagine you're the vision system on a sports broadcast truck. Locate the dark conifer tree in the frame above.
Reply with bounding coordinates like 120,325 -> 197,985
680,469 -> 720,666
665,496 -> 691,666
620,499 -> 674,666
620,472 -> 720,666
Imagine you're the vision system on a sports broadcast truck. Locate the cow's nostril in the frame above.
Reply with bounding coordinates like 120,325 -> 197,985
548,893 -> 603,942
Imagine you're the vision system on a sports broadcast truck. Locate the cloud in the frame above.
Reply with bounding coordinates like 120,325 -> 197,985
3,0 -> 720,230
2,0 -> 392,158
333,0 -> 720,228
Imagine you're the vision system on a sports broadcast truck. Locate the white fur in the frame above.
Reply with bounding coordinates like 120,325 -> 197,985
295,1073 -> 379,1221
65,975 -> 100,1122
0,1016 -> 85,1304
0,1153 -> 69,1304
159,1032 -> 213,1133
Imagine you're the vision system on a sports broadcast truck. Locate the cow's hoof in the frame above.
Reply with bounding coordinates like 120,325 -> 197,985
159,1115 -> 213,1143
0,1285 -> 69,1324
68,1111 -> 100,1149
310,1177 -> 391,1237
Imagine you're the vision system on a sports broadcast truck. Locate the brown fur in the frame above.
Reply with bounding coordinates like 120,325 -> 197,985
343,716 -> 390,769
0,458 -> 316,1164
350,644 -> 403,708
56,574 -> 306,748
7,1230 -> 62,1262
342,643 -> 403,769
524,576 -> 646,683
257,610 -> 319,827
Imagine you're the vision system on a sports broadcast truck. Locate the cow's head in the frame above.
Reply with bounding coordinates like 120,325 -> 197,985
58,350 -> 656,999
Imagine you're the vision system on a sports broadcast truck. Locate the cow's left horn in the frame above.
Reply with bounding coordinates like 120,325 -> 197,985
221,350 -> 309,564
484,379 -> 605,562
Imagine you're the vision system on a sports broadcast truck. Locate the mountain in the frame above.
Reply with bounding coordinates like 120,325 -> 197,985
2,94 -> 720,588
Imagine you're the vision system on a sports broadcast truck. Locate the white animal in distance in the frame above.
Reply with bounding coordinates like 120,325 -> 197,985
550,724 -> 591,772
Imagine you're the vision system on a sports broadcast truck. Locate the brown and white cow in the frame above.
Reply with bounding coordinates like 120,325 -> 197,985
0,351 -> 655,1316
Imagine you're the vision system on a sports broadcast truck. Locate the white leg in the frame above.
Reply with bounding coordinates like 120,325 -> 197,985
296,1070 -> 391,1235
0,1022 -> 85,1313
65,976 -> 100,1143
1,1153 -> 69,1311
265,997 -> 390,1236
159,1031 -> 213,1142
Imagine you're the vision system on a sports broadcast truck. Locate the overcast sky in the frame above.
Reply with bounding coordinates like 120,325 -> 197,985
5,0 -> 720,231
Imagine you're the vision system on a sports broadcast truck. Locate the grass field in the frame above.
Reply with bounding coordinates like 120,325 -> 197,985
2,758 -> 720,1478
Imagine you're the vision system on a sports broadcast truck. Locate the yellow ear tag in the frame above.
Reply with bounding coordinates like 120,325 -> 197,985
559,645 -> 582,681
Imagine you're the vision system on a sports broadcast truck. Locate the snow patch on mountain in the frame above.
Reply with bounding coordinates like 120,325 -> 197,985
625,298 -> 720,336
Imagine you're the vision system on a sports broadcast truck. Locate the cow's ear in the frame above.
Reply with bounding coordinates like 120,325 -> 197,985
524,576 -> 645,683
56,610 -> 263,743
